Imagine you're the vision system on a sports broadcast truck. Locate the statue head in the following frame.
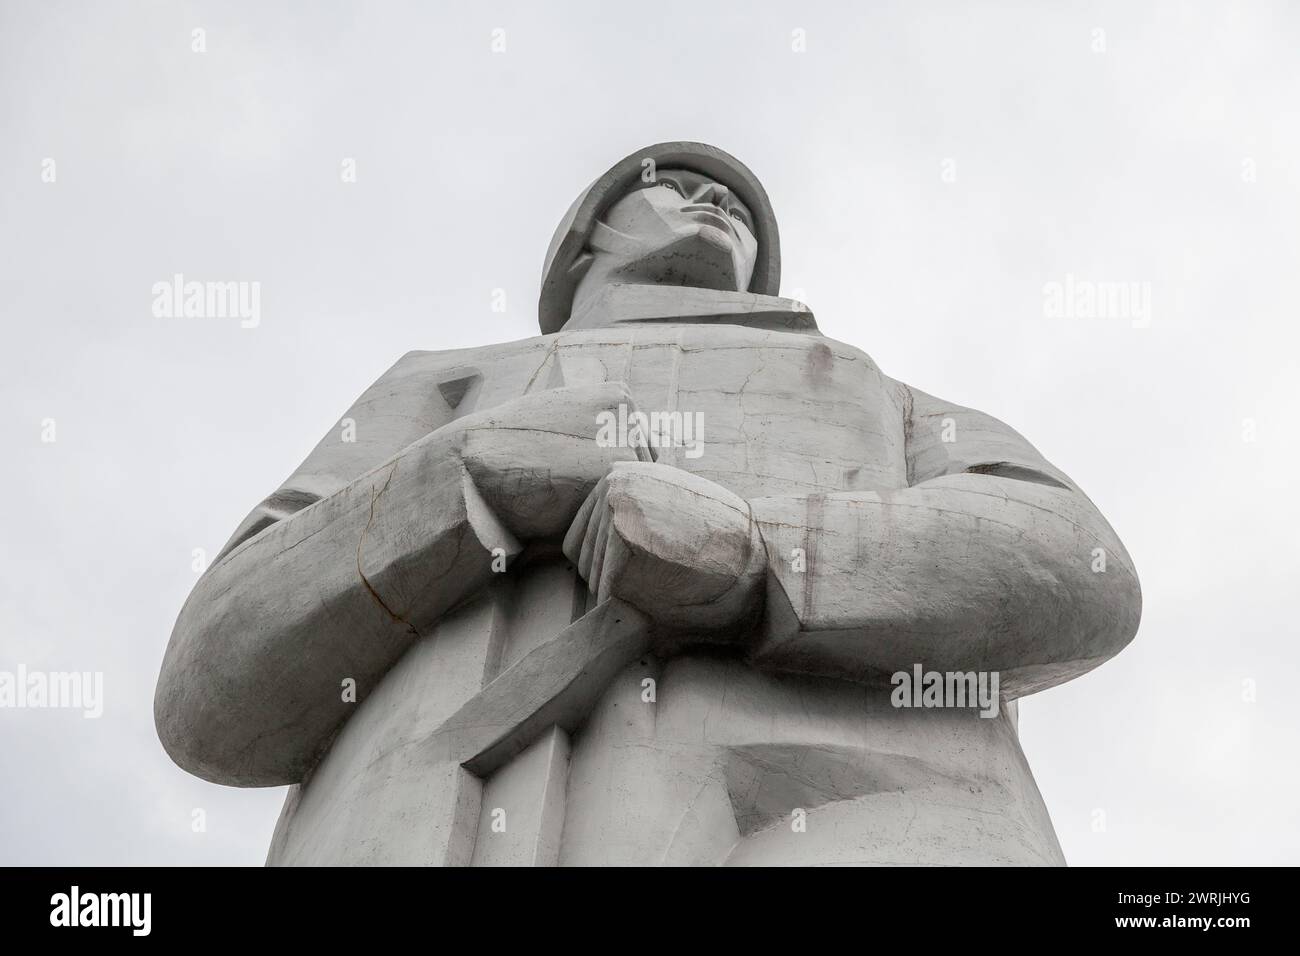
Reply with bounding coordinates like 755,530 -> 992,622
539,142 -> 781,334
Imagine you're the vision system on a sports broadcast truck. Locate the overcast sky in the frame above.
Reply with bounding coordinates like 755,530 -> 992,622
2,0 -> 1297,865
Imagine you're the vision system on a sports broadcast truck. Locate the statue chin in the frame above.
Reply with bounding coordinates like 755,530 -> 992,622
612,229 -> 749,293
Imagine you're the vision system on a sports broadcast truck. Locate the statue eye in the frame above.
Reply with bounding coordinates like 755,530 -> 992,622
729,210 -> 744,221
659,181 -> 678,192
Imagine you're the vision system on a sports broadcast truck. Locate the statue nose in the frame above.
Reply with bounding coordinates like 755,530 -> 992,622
694,182 -> 731,206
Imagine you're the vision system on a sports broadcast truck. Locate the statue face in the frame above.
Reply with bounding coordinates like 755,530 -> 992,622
592,168 -> 759,293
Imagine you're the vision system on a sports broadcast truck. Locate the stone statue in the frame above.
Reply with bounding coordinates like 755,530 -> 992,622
156,142 -> 1141,866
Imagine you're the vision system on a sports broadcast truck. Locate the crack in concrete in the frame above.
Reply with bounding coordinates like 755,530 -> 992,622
355,460 -> 420,640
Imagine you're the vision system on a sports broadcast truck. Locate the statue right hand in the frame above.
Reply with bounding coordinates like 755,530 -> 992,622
451,382 -> 653,539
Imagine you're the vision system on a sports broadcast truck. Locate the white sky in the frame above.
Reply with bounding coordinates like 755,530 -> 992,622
2,0 -> 1297,865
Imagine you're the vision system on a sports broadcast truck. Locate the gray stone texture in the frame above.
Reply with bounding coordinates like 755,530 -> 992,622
156,142 -> 1140,866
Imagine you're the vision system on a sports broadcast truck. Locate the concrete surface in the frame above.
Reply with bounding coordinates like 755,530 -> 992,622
156,142 -> 1141,865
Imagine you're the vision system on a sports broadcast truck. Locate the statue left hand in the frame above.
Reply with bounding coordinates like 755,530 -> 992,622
562,461 -> 766,632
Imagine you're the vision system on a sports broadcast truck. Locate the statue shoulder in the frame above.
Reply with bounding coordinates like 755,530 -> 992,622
386,333 -> 555,384
384,344 -> 490,383
892,378 -> 1071,488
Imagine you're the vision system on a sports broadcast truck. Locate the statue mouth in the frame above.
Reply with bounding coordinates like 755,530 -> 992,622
681,204 -> 737,238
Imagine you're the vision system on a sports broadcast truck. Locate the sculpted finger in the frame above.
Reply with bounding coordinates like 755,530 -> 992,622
563,477 -> 603,567
587,493 -> 615,596
577,477 -> 611,581
596,534 -> 629,604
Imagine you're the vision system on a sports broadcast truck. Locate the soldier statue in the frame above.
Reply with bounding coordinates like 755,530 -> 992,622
156,142 -> 1141,865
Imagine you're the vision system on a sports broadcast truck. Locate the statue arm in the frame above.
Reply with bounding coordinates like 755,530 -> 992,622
748,382 -> 1141,697
155,379 -> 646,787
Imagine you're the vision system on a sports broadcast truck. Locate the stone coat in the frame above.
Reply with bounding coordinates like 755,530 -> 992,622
156,316 -> 1140,865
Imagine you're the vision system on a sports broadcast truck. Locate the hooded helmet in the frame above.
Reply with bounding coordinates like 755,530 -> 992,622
538,141 -> 781,335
